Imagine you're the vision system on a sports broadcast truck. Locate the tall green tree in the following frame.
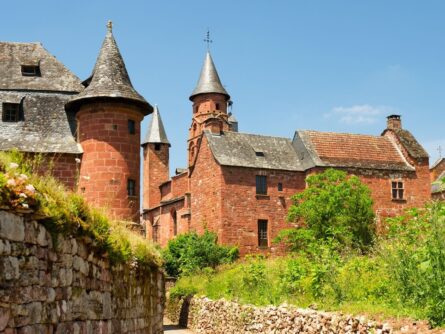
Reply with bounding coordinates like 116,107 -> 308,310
283,169 -> 375,252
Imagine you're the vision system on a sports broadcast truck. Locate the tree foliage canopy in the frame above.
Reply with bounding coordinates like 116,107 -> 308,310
283,168 -> 375,252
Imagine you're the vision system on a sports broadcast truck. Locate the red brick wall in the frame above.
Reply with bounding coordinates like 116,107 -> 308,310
220,166 -> 306,256
171,172 -> 188,199
144,199 -> 189,247
189,135 -> 223,236
27,152 -> 80,190
76,102 -> 143,222
142,143 -> 169,209
49,153 -> 80,190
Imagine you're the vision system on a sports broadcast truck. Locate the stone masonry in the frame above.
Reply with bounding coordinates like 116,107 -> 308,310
167,296 -> 440,334
0,210 -> 164,334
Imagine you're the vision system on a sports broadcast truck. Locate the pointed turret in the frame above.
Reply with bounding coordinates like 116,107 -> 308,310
142,106 -> 170,146
189,51 -> 230,101
66,21 -> 152,115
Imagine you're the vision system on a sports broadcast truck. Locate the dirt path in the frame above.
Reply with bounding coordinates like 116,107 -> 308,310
163,318 -> 195,334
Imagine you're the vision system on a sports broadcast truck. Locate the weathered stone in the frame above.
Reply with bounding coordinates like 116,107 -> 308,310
1,256 -> 20,280
0,211 -> 25,242
0,211 -> 165,333
0,306 -> 10,331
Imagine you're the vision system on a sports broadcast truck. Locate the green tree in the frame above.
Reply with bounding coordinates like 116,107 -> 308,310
163,231 -> 239,277
282,168 -> 375,252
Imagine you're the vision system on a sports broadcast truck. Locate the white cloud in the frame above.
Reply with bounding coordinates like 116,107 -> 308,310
325,104 -> 395,124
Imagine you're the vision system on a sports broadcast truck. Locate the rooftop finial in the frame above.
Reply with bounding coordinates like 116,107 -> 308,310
107,20 -> 113,33
203,29 -> 212,50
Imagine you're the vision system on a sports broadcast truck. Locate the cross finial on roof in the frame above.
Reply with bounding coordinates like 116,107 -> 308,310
107,20 -> 113,33
438,145 -> 443,158
203,29 -> 212,50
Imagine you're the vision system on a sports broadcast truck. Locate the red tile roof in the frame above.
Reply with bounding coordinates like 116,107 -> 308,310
299,130 -> 412,170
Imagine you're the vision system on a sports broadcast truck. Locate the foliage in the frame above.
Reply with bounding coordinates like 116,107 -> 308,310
382,202 -> 445,326
280,168 -> 375,252
163,231 -> 239,277
0,150 -> 162,269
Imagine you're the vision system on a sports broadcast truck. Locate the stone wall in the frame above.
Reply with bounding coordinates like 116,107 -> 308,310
167,296 -> 436,334
0,210 -> 164,333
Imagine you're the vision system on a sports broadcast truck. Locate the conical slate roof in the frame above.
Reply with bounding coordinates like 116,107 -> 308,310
189,51 -> 230,101
142,105 -> 170,146
66,21 -> 152,115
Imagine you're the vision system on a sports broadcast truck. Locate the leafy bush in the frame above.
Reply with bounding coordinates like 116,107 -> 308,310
382,202 -> 445,326
0,151 -> 162,269
163,231 -> 238,277
279,168 -> 375,253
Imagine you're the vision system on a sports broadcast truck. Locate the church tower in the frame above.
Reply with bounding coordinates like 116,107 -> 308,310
66,21 -> 153,222
188,51 -> 232,166
142,106 -> 170,210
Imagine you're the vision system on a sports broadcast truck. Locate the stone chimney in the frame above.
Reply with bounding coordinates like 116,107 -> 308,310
387,114 -> 402,130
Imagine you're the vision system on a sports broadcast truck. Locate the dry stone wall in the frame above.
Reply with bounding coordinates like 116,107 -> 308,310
167,296 -> 438,334
0,210 -> 165,334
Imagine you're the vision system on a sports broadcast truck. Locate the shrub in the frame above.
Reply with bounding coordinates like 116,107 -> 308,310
382,202 -> 445,326
163,231 -> 238,277
279,168 -> 375,253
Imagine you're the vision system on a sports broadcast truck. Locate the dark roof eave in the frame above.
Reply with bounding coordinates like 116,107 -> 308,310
65,96 -> 153,116
189,91 -> 230,102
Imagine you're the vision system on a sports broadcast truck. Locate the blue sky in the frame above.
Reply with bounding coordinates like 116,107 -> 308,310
2,1 -> 445,172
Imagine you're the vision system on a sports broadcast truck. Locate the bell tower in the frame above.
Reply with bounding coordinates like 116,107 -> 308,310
66,21 -> 153,222
188,51 -> 232,165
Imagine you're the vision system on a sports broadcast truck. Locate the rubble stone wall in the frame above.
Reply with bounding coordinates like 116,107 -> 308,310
167,296 -> 436,334
0,210 -> 165,334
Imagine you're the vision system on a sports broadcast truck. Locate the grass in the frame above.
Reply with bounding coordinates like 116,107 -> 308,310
172,254 -> 424,322
0,150 -> 162,269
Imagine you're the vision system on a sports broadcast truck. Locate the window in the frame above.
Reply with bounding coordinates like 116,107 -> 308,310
255,151 -> 265,157
2,103 -> 20,122
258,220 -> 268,248
154,143 -> 161,151
215,103 -> 220,110
392,181 -> 404,200
172,210 -> 178,236
21,65 -> 41,77
278,183 -> 283,192
127,179 -> 136,197
128,119 -> 135,134
256,175 -> 267,195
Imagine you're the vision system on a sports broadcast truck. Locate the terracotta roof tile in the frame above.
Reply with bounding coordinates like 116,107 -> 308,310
297,130 -> 413,171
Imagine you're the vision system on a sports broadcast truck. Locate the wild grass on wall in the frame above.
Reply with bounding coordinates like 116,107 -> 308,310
0,150 -> 162,269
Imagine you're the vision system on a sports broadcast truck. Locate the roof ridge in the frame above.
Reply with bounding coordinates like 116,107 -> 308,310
223,131 -> 292,141
298,129 -> 385,139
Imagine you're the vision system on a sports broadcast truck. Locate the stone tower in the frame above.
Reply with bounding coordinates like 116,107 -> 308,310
188,51 -> 232,166
66,22 -> 153,221
142,105 -> 170,210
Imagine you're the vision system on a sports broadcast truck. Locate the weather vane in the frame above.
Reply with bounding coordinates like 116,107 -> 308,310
203,29 -> 212,50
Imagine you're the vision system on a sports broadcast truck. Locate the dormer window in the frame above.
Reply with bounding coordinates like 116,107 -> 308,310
2,103 -> 20,122
21,65 -> 41,77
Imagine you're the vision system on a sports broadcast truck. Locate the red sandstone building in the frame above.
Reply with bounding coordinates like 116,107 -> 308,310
0,24 -> 433,255
142,52 -> 431,255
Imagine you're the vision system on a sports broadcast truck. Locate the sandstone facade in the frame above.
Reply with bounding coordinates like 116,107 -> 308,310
0,210 -> 164,334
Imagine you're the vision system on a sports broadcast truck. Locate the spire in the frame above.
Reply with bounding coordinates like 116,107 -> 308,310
66,21 -> 152,115
142,105 -> 170,146
189,51 -> 230,101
